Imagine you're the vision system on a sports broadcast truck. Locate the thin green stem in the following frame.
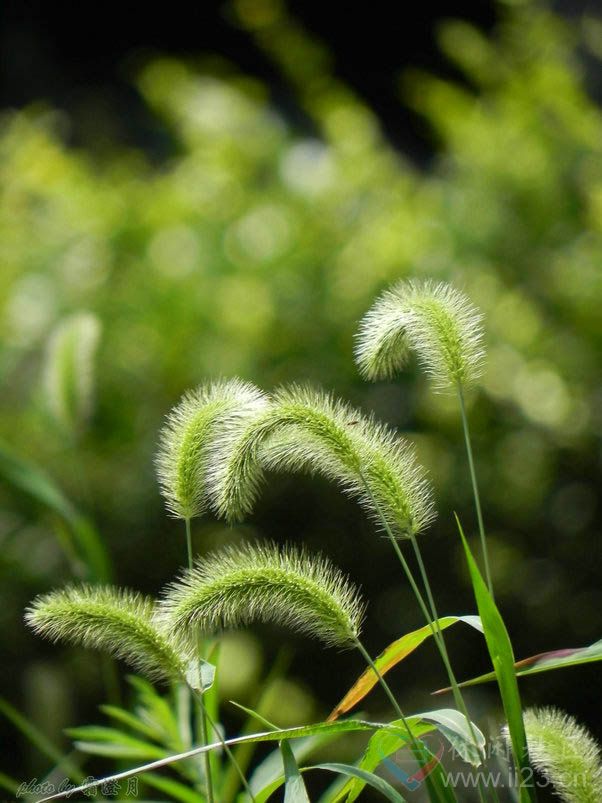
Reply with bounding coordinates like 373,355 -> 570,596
354,639 -> 405,722
457,383 -> 493,598
355,638 -> 450,803
409,535 -> 489,803
359,477 -> 489,801
192,690 -> 257,803
185,518 -> 215,803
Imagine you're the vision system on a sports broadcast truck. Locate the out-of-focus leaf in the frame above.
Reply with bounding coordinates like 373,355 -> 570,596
139,772 -> 202,803
99,704 -> 164,742
0,696 -> 85,783
328,615 -> 482,721
0,443 -> 111,582
0,771 -> 20,795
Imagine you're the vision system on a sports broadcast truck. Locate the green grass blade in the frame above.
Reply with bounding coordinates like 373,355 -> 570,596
0,696 -> 85,784
0,443 -> 111,582
282,739 -> 310,803
457,516 -> 536,803
140,772 -> 203,803
434,638 -> 602,693
308,763 -> 408,803
339,709 -> 482,802
0,771 -> 20,795
329,615 -> 482,720
35,720 -> 411,802
99,704 -> 165,742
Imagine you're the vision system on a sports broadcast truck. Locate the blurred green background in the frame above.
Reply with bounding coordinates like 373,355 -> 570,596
1,0 -> 602,794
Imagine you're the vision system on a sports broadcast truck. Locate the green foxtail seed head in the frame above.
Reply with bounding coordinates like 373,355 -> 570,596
355,280 -> 484,392
209,384 -> 435,537
44,311 -> 101,435
25,586 -> 185,682
503,708 -> 602,803
156,542 -> 365,650
156,378 -> 268,520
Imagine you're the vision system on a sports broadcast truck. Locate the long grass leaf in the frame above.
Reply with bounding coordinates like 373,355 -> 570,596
282,739 -> 311,803
434,639 -> 602,693
36,720 -> 410,802
309,763 -> 408,802
329,615 -> 482,720
0,443 -> 111,582
0,696 -> 85,784
457,517 -> 536,803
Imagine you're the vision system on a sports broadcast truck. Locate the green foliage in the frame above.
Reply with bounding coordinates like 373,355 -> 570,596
355,280 -> 484,391
157,541 -> 365,648
156,378 -> 267,519
458,518 -> 535,803
211,384 -> 435,537
510,708 -> 602,803
26,586 -> 185,681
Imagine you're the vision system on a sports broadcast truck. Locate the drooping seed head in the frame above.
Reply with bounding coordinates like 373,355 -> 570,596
156,542 -> 365,649
503,708 -> 602,803
44,311 -> 101,434
25,586 -> 185,682
156,379 -> 268,520
355,280 -> 484,392
210,384 -> 435,538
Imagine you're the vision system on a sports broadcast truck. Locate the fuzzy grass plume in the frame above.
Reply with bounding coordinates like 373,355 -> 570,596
355,279 -> 484,391
157,542 -> 365,649
44,311 -> 101,435
504,708 -> 602,803
26,586 -> 185,682
210,385 -> 435,537
156,378 -> 267,520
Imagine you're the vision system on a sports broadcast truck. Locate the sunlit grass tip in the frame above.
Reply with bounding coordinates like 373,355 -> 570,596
209,383 -> 435,537
155,378 -> 268,520
503,707 -> 602,803
355,279 -> 484,392
156,541 -> 366,649
25,585 -> 185,682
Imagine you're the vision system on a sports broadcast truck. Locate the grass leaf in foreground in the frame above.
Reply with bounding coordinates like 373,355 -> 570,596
434,638 -> 602,693
457,516 -> 536,803
329,615 -> 482,720
35,719 -> 427,802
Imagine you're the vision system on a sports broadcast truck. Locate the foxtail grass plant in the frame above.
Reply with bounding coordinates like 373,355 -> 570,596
505,708 -> 602,803
33,277 -> 602,803
355,279 -> 491,596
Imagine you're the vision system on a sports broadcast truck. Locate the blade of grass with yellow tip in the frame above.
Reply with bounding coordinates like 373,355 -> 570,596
328,615 -> 482,721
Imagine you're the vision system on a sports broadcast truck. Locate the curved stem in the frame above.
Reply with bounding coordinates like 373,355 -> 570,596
457,383 -> 493,598
185,518 -> 215,803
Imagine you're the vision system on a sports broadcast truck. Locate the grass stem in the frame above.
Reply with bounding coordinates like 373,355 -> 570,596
457,384 -> 493,598
185,518 -> 215,803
